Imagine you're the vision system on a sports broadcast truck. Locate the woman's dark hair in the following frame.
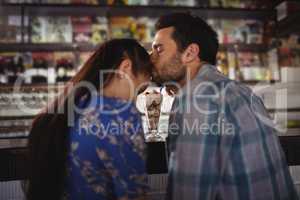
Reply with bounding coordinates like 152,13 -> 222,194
155,12 -> 219,65
26,39 -> 152,200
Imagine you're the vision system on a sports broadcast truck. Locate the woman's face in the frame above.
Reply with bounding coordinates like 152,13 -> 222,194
111,50 -> 153,98
130,51 -> 153,95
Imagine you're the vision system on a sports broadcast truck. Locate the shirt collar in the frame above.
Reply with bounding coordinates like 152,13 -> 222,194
194,63 -> 216,81
180,63 -> 216,94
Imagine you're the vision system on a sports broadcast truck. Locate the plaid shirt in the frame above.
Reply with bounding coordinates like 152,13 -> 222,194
166,64 -> 299,200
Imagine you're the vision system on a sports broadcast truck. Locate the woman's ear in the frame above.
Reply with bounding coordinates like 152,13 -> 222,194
118,58 -> 132,79
182,43 -> 200,63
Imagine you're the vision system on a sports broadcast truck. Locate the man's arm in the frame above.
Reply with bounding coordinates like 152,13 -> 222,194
219,89 -> 298,199
166,93 -> 234,200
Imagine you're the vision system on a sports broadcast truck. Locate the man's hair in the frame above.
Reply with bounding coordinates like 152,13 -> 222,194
155,12 -> 219,65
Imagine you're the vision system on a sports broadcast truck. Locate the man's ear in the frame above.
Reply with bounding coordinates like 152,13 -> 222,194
182,43 -> 200,63
118,58 -> 132,78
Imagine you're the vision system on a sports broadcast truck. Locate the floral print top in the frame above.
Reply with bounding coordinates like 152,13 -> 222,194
65,95 -> 147,200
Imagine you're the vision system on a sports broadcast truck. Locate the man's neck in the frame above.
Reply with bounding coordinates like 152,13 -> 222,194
179,61 -> 207,87
165,61 -> 208,96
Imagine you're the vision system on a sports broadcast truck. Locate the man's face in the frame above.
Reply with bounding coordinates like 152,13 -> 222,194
151,27 -> 186,84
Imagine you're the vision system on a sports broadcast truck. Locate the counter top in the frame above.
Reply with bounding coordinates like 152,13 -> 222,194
0,131 -> 300,150
0,135 -> 299,181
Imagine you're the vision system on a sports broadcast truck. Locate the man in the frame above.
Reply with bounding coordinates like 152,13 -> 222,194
151,13 -> 298,200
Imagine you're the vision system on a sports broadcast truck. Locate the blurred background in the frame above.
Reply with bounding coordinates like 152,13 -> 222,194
0,0 -> 300,199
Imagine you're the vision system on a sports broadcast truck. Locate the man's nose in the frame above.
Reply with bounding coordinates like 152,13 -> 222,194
150,52 -> 156,63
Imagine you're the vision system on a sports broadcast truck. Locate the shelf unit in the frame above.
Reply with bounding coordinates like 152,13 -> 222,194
0,2 -> 283,97
0,2 -> 287,87
0,2 -> 276,63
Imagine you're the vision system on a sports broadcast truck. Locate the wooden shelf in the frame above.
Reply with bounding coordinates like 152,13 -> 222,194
0,42 -> 268,52
219,43 -> 268,52
0,3 -> 275,20
0,43 -> 98,52
0,135 -> 299,182
242,80 -> 278,86
0,4 -> 22,15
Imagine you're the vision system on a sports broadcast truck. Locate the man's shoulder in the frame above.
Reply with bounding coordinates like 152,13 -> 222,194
188,64 -> 236,94
190,68 -> 253,99
180,64 -> 264,109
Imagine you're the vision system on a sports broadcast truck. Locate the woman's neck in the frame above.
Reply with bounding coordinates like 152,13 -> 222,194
101,80 -> 135,101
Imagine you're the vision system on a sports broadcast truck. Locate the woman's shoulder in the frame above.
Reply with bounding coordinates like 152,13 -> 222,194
71,95 -> 143,141
78,95 -> 141,119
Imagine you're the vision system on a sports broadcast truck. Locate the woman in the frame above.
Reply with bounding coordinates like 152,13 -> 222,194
26,39 -> 152,200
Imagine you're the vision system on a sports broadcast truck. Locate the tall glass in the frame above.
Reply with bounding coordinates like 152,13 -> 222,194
144,90 -> 163,142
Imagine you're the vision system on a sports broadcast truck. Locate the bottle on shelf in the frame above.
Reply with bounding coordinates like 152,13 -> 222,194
227,51 -> 237,80
0,54 -> 24,84
31,57 -> 48,84
6,57 -> 16,84
216,51 -> 229,76
14,56 -> 25,84
0,56 -> 7,84
55,58 -> 75,82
